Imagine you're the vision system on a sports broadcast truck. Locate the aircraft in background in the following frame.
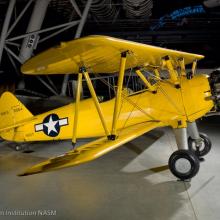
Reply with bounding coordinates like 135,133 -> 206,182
0,35 -> 219,180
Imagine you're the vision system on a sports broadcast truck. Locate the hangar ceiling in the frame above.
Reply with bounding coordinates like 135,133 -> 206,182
0,0 -> 220,96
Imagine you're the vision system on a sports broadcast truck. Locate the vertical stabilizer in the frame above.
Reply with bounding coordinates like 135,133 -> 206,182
0,92 -> 33,130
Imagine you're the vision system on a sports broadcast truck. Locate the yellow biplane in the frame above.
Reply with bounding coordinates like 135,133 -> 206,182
0,35 -> 217,180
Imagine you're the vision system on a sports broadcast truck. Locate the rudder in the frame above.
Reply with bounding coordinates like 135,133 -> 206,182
0,92 -> 33,130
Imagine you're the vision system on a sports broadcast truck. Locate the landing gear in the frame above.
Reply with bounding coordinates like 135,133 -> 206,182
169,149 -> 200,180
188,133 -> 212,157
13,144 -> 24,151
11,143 -> 34,153
187,122 -> 212,161
170,122 -> 212,180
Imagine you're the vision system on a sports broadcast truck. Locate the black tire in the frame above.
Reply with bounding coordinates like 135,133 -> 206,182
168,149 -> 200,180
11,143 -> 27,152
188,133 -> 212,157
14,145 -> 23,151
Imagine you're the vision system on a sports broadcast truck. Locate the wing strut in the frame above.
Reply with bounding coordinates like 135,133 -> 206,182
135,68 -> 157,93
83,69 -> 111,137
72,71 -> 83,147
153,68 -> 161,79
163,56 -> 180,88
178,58 -> 186,76
191,59 -> 197,76
109,51 -> 127,140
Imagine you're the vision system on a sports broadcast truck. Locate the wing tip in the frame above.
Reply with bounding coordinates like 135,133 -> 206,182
17,169 -> 41,177
17,172 -> 30,177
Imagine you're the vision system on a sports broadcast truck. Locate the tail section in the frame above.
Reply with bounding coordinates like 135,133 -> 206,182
0,92 -> 33,131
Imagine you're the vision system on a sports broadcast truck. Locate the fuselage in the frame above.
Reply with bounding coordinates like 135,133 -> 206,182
1,74 -> 214,142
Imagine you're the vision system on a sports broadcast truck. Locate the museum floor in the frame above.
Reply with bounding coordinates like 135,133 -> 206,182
0,117 -> 220,220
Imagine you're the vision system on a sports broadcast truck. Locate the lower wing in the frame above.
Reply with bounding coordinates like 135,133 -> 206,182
19,121 -> 163,176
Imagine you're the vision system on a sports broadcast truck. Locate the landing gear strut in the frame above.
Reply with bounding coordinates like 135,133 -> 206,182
169,127 -> 200,180
187,122 -> 212,159
169,122 -> 212,180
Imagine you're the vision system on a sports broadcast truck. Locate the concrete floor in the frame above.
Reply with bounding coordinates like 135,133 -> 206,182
0,117 -> 220,220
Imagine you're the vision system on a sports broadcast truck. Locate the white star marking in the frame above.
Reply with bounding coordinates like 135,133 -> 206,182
44,116 -> 58,135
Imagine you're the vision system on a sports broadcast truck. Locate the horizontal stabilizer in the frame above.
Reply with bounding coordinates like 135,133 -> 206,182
19,121 -> 162,176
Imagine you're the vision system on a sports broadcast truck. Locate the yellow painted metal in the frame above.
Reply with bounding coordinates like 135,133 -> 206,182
0,74 -> 213,142
0,35 -> 215,176
180,74 -> 212,122
72,73 -> 82,144
0,73 -> 214,176
192,60 -> 197,75
111,53 -> 127,137
21,35 -> 204,75
0,92 -> 33,130
163,57 -> 179,86
83,71 -> 110,137
153,68 -> 160,79
179,58 -> 186,76
17,72 -> 212,176
135,69 -> 156,92
18,121 -> 162,176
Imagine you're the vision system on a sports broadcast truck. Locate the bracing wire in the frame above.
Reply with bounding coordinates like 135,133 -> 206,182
96,73 -> 157,121
86,52 -> 184,126
145,70 -> 184,114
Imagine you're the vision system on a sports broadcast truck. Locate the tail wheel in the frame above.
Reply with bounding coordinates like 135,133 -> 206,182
168,149 -> 200,180
15,145 -> 22,151
188,133 -> 212,157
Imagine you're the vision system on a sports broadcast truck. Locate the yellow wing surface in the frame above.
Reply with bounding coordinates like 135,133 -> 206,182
19,121 -> 162,176
21,35 -> 204,75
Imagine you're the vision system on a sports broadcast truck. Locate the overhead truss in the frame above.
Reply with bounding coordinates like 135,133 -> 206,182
0,0 -> 93,96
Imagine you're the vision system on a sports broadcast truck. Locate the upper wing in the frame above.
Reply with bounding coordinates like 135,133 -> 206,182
18,121 -> 163,176
21,35 -> 204,75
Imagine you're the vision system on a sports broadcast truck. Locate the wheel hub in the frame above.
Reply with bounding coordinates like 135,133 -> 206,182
192,139 -> 205,151
175,158 -> 191,174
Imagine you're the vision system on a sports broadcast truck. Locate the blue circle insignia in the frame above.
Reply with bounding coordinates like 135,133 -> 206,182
42,114 -> 60,137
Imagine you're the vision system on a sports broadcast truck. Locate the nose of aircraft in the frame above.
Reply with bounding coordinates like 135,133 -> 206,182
208,70 -> 220,110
